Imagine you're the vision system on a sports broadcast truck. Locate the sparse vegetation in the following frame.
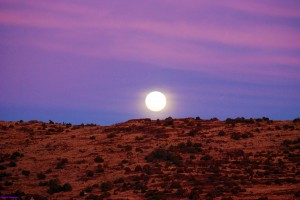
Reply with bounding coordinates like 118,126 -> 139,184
145,148 -> 183,166
0,118 -> 298,199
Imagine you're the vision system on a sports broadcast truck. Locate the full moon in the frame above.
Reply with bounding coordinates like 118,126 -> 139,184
145,91 -> 166,112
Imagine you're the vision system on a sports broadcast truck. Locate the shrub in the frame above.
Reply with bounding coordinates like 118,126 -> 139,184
47,179 -> 62,194
188,129 -> 198,137
22,170 -> 30,176
164,117 -> 174,126
94,156 -> 104,163
37,172 -> 46,180
62,183 -> 72,191
8,161 -> 16,167
114,177 -> 124,184
145,148 -> 183,166
189,188 -> 201,199
124,145 -> 132,151
10,151 -> 22,160
55,158 -> 68,169
231,132 -> 241,140
257,197 -> 268,200
84,186 -> 93,193
96,165 -> 104,173
135,136 -> 144,141
101,181 -> 113,192
107,133 -> 116,138
86,170 -> 94,177
1,125 -> 7,131
293,118 -> 300,123
218,131 -> 225,136
145,189 -> 166,200
4,181 -> 13,186
135,165 -> 142,172
201,155 -> 212,161
89,136 -> 96,140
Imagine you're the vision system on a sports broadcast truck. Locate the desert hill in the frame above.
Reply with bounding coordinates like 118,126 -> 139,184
0,117 -> 299,200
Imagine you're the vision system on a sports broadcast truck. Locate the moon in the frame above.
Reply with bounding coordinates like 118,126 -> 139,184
145,91 -> 166,112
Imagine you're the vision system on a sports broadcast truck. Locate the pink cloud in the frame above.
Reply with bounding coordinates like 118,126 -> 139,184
1,0 -> 299,83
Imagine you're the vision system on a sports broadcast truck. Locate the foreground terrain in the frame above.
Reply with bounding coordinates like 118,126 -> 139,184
0,117 -> 299,200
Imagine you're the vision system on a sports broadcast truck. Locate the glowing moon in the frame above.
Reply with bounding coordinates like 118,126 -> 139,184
145,91 -> 166,112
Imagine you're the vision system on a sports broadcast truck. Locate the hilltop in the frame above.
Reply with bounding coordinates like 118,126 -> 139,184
0,117 -> 299,199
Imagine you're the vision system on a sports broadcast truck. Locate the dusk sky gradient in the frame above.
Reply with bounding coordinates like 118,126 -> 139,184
1,0 -> 300,125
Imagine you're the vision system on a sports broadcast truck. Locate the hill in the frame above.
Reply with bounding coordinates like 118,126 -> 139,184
0,117 -> 299,199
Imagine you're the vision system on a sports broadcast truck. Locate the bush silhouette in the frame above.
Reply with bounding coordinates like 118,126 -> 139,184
22,170 -> 30,176
101,181 -> 113,192
55,158 -> 68,169
62,183 -> 72,192
37,172 -> 46,180
218,131 -> 225,136
94,156 -> 104,163
8,161 -> 16,167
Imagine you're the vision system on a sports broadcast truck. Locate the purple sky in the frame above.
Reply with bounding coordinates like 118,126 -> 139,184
1,0 -> 300,125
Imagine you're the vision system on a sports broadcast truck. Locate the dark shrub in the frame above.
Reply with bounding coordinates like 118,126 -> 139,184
89,136 -> 96,140
135,136 -> 144,141
47,179 -> 62,194
8,161 -> 16,167
145,189 -> 166,200
195,116 -> 201,120
85,194 -> 100,200
190,155 -> 196,160
189,188 -> 201,199
257,197 -> 268,200
96,165 -> 104,173
101,181 -> 113,192
293,118 -> 300,123
94,156 -> 104,163
135,165 -> 142,172
4,181 -> 13,186
55,158 -> 68,169
201,155 -> 212,161
124,145 -> 132,151
62,183 -> 72,192
218,131 -> 225,136
145,148 -> 183,166
10,151 -> 22,159
86,170 -> 94,177
37,172 -> 46,180
164,117 -> 174,126
100,191 -> 111,199
107,133 -> 116,138
85,186 -> 93,193
114,177 -> 124,184
79,191 -> 85,196
231,132 -> 241,140
0,165 -> 6,170
49,120 -> 54,124
188,129 -> 198,137
13,190 -> 25,196
124,167 -> 131,173
22,170 -> 30,176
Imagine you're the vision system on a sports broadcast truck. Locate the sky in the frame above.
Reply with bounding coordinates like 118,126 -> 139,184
0,0 -> 300,125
